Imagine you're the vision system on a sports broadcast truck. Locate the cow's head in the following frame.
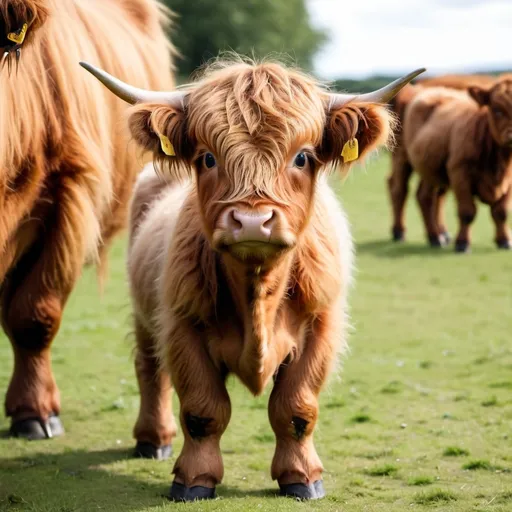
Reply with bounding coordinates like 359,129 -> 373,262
81,59 -> 424,266
0,0 -> 49,70
469,78 -> 512,148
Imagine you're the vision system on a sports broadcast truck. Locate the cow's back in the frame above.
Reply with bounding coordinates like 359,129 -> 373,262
403,87 -> 476,182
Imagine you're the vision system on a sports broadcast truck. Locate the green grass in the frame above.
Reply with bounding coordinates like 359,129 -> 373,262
1,153 -> 511,511
407,476 -> 434,486
364,464 -> 398,477
413,489 -> 459,505
443,446 -> 470,457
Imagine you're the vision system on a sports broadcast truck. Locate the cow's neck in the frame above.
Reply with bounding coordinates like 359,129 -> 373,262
221,253 -> 294,395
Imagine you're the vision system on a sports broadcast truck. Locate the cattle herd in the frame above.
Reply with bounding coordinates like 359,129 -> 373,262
0,0 -> 510,504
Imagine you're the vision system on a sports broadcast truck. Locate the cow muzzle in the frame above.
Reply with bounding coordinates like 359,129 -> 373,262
213,206 -> 296,261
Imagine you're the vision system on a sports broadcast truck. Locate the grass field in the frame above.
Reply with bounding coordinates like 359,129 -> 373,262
1,153 -> 511,512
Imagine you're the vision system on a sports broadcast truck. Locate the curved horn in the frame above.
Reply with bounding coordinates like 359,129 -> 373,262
79,61 -> 187,108
330,67 -> 427,109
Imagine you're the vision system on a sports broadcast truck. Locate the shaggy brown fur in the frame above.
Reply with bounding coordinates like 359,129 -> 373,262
401,77 -> 512,251
387,73 -> 500,242
126,58 -> 402,498
1,0 -> 174,435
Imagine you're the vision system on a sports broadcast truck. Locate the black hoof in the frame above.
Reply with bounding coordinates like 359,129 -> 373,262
455,241 -> 470,253
497,239 -> 511,250
279,480 -> 325,500
168,481 -> 216,502
392,227 -> 405,242
134,441 -> 172,460
440,231 -> 451,244
428,234 -> 444,248
10,414 -> 64,440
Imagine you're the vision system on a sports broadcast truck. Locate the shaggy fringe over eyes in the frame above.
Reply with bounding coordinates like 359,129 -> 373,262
172,55 -> 326,200
189,59 -> 326,200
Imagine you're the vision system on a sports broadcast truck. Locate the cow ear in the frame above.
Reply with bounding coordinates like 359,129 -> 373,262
468,86 -> 490,106
320,102 -> 394,171
0,0 -> 50,48
128,103 -> 194,182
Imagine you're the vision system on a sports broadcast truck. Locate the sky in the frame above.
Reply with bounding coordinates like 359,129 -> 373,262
307,0 -> 511,79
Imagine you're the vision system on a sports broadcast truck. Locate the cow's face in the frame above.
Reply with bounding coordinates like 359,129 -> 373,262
186,64 -> 327,265
126,62 -> 395,265
195,144 -> 317,265
469,79 -> 512,147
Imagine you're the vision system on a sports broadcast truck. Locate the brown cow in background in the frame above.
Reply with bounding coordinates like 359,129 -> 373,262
81,57 -> 424,500
387,73 -> 497,243
401,76 -> 512,251
0,0 -> 174,440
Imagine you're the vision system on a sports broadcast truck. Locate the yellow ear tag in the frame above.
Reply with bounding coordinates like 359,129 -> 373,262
341,138 -> 359,163
159,134 -> 175,156
7,23 -> 28,45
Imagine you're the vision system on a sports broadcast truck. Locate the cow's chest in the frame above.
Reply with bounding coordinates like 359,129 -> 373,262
206,306 -> 307,396
475,166 -> 512,204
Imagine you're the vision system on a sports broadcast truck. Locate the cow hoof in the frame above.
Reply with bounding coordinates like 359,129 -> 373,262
10,414 -> 64,440
455,241 -> 470,253
392,227 -> 405,242
134,441 -> 172,460
279,480 -> 325,500
168,481 -> 216,502
497,239 -> 511,250
440,231 -> 451,244
428,234 -> 444,248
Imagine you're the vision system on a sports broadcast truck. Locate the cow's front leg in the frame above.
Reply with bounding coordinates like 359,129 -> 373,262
452,178 -> 477,253
163,321 -> 231,501
490,188 -> 511,249
268,312 -> 339,500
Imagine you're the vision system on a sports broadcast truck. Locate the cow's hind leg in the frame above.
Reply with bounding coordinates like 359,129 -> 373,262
436,187 -> 451,244
2,173 -> 101,439
387,149 -> 413,242
269,312 -> 338,500
416,181 -> 445,247
164,322 -> 231,501
2,245 -> 68,439
133,318 -> 176,459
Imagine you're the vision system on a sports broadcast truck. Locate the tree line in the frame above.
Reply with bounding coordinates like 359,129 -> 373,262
163,0 -> 510,90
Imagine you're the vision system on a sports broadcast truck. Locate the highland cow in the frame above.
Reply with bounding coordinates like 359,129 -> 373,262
0,0 -> 174,440
387,73 -> 497,243
402,77 -> 512,251
82,58 -> 424,500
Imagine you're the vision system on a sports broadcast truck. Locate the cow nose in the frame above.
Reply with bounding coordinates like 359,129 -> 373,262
229,209 -> 275,242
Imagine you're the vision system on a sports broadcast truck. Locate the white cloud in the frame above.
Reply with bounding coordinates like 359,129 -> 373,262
307,0 -> 512,79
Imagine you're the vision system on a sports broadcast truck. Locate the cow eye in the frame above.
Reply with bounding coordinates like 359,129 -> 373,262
294,152 -> 307,169
494,109 -> 505,119
204,153 -> 216,169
